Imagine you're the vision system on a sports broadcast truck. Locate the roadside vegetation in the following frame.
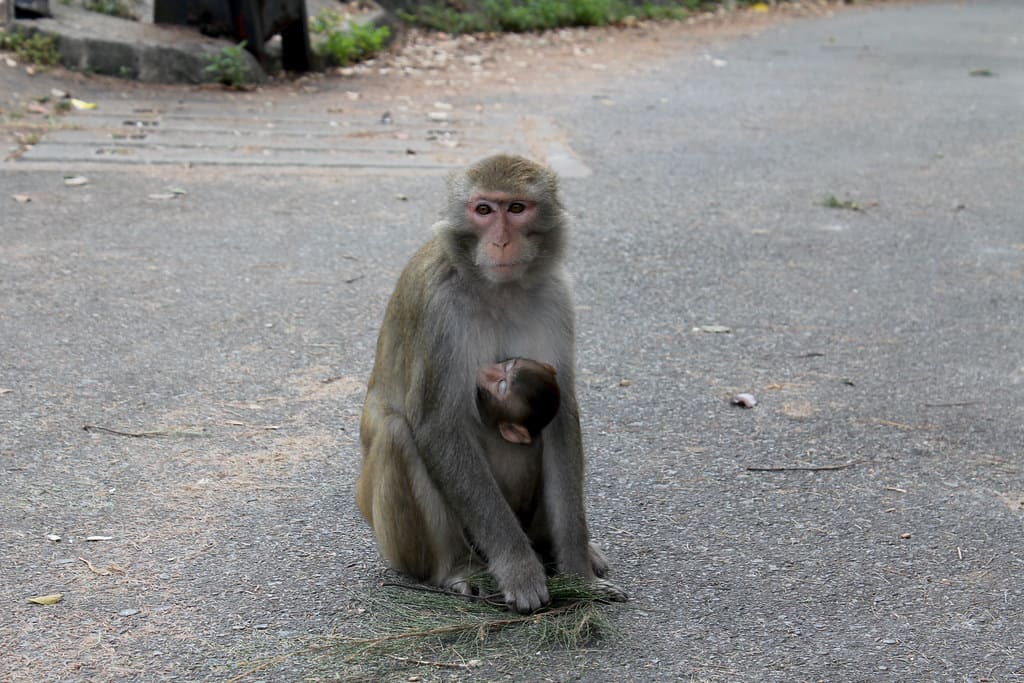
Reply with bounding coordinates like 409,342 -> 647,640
399,0 -> 763,34
310,9 -> 392,67
76,0 -> 136,19
203,41 -> 253,88
0,27 -> 60,66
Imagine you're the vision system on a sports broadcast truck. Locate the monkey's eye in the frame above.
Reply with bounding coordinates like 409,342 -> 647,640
474,203 -> 493,216
508,202 -> 526,214
497,379 -> 508,395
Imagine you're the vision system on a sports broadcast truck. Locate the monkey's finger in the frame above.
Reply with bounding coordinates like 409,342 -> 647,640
505,585 -> 550,614
588,541 -> 611,578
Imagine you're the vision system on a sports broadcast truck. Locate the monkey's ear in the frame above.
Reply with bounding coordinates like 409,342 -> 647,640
499,423 -> 532,445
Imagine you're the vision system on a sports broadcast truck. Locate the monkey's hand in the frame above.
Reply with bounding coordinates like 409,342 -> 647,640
492,553 -> 550,614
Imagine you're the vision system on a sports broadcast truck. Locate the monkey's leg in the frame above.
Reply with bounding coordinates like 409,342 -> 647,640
524,506 -> 608,578
368,415 -> 481,591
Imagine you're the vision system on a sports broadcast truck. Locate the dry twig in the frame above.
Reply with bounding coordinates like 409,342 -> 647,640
746,461 -> 858,472
381,580 -> 506,607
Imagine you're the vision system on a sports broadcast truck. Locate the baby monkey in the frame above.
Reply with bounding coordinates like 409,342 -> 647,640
477,358 -> 560,445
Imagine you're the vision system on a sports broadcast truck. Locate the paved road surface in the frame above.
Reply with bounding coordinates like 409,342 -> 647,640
2,1 -> 1022,681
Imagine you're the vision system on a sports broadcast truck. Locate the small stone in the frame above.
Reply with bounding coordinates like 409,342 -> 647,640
731,393 -> 757,408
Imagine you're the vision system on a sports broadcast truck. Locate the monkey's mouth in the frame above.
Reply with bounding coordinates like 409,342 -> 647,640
489,264 -> 526,282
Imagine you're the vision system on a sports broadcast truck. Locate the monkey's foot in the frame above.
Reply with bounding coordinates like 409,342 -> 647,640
592,578 -> 629,602
443,577 -> 479,596
588,541 -> 610,578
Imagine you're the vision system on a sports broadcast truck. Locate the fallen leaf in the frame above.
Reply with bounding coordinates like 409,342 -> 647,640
694,325 -> 732,334
64,175 -> 89,187
27,102 -> 50,115
12,194 -> 31,203
70,98 -> 97,110
148,193 -> 178,200
29,593 -> 63,605
85,535 -> 113,542
751,2 -> 770,11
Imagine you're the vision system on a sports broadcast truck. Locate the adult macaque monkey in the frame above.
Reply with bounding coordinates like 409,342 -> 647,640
357,154 -> 626,613
477,358 -> 561,446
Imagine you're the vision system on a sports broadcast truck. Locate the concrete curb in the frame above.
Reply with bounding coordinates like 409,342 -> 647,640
13,2 -> 265,83
9,1 -> 393,84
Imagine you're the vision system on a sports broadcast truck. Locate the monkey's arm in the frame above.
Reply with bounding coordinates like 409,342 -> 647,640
414,366 -> 550,613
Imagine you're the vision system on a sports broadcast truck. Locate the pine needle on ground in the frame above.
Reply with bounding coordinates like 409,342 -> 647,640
227,576 -> 620,681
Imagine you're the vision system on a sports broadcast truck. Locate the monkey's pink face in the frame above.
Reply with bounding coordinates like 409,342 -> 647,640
477,359 -> 529,416
466,192 -> 538,282
477,359 -> 517,400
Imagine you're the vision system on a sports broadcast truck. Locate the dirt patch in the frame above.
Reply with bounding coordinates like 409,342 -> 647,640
296,1 -> 847,104
1,1 -> 851,154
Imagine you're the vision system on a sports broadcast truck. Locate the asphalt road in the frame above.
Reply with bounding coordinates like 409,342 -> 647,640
2,1 -> 1023,681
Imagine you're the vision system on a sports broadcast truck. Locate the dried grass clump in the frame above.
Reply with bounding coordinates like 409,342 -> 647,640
229,576 -> 620,681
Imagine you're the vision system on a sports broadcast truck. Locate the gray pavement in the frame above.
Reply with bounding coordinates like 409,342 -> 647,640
2,1 -> 1023,681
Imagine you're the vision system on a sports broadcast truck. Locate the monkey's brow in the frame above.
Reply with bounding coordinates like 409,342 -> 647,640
469,197 -> 534,207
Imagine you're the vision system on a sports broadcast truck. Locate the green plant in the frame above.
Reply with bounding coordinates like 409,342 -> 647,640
0,28 -> 60,66
639,2 -> 687,20
203,41 -> 250,88
399,0 -> 702,34
822,194 -> 862,212
398,6 -> 492,33
84,0 -> 134,19
311,11 -> 390,67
